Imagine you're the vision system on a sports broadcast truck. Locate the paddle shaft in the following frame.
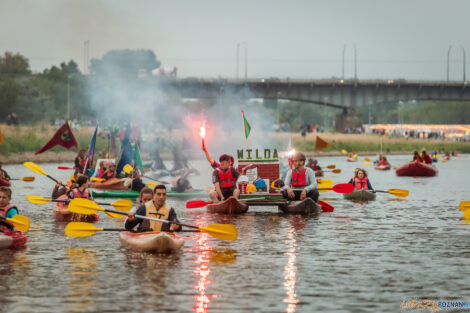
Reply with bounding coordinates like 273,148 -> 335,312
106,207 -> 199,230
143,176 -> 169,184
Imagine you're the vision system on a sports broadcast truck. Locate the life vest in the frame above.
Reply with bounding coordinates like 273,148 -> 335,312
0,205 -> 18,232
380,160 -> 388,166
292,168 -> 307,187
97,169 -> 105,178
216,168 -> 235,189
145,201 -> 170,232
354,178 -> 368,190
72,188 -> 90,199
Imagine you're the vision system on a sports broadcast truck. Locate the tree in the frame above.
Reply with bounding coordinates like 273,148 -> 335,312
0,52 -> 30,74
90,49 -> 160,78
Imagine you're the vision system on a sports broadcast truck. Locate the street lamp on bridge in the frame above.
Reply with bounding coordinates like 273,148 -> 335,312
341,43 -> 357,81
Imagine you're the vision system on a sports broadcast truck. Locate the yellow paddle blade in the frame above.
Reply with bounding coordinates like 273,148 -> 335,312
26,195 -> 51,204
21,176 -> 35,182
146,181 -> 157,189
386,189 -> 409,198
364,163 -> 371,166
332,169 -> 341,174
436,154 -> 440,159
317,178 -> 333,185
111,200 -> 132,211
68,198 -> 104,215
464,209 -> 470,220
105,211 -> 125,218
90,177 -> 105,182
442,159 -> 447,163
326,165 -> 336,169
6,215 -> 30,232
24,162 -> 47,176
393,166 -> 398,170
364,157 -> 371,162
123,164 -> 133,174
65,222 -> 103,237
341,149 -> 347,155
198,224 -> 238,241
458,201 -> 470,211
317,182 -> 333,193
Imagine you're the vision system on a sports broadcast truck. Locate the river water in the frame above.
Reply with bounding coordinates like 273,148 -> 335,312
0,154 -> 469,313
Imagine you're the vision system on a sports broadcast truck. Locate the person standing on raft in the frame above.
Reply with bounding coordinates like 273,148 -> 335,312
0,187 -> 19,232
126,184 -> 181,232
282,152 -> 319,202
209,154 -> 240,203
349,169 -> 375,192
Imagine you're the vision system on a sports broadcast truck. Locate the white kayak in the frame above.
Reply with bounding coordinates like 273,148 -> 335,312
119,231 -> 184,253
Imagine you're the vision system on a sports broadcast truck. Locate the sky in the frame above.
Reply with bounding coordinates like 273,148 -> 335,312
1,0 -> 469,81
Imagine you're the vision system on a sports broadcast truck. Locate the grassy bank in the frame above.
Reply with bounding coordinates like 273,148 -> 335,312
269,132 -> 470,154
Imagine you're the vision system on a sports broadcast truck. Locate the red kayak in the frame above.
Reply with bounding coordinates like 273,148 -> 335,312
395,162 -> 437,177
0,178 -> 10,187
0,231 -> 28,249
54,195 -> 99,222
207,197 -> 249,214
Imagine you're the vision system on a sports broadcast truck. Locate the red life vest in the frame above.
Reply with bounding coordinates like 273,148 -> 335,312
216,168 -> 235,189
97,169 -> 105,178
380,160 -> 387,166
354,178 -> 368,190
72,188 -> 90,199
0,205 -> 18,232
292,168 -> 307,187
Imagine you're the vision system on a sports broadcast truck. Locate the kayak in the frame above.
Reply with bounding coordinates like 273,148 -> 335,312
343,189 -> 376,201
0,231 -> 28,249
90,178 -> 125,191
347,157 -> 357,162
0,178 -> 10,187
207,196 -> 249,214
92,189 -> 208,199
374,164 -> 391,171
395,162 -> 437,177
119,231 -> 184,253
279,198 -> 321,215
54,195 -> 99,222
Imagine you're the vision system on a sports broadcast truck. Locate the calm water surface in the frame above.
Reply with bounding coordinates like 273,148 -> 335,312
1,155 -> 469,313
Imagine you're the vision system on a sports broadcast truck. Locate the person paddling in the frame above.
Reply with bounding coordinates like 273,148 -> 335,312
420,149 -> 432,164
0,187 -> 19,232
209,154 -> 240,203
67,175 -> 93,201
350,169 -> 375,192
0,162 -> 10,181
126,184 -> 182,232
412,150 -> 422,163
282,152 -> 319,202
52,180 -> 70,199
172,168 -> 198,193
379,156 -> 390,167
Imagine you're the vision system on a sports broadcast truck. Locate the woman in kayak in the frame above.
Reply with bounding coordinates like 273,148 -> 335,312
67,175 -> 93,201
0,186 -> 19,232
348,168 -> 360,184
379,156 -> 390,167
350,169 -> 375,192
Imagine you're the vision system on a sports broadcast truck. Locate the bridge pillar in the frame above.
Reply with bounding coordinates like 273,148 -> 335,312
335,110 -> 363,132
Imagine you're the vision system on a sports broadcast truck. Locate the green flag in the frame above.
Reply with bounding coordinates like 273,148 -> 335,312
241,110 -> 251,139
133,144 -> 144,173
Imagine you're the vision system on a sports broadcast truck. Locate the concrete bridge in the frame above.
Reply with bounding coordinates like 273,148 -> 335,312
159,78 -> 470,130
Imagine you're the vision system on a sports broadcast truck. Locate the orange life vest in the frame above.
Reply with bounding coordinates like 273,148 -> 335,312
354,178 -> 368,190
0,205 -> 18,232
72,188 -> 90,199
292,168 -> 307,187
216,168 -> 235,189
145,201 -> 170,232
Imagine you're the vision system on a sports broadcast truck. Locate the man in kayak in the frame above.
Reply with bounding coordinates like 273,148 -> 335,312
421,149 -> 432,164
209,154 -> 240,203
0,187 -> 19,232
126,184 -> 182,232
0,162 -> 10,182
349,169 -> 375,192
282,152 -> 319,202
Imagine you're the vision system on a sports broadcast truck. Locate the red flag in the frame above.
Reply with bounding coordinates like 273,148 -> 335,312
35,122 -> 78,154
315,136 -> 331,151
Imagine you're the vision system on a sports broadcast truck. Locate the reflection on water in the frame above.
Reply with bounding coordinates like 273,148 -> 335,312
66,247 -> 97,312
283,226 -> 298,313
194,232 -> 211,313
208,248 -> 237,265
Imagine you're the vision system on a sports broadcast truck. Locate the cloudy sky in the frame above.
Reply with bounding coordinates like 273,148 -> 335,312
1,0 -> 468,80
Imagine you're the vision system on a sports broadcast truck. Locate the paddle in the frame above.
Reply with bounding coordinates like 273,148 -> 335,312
10,177 -> 35,182
458,201 -> 470,211
317,183 -> 353,193
326,165 -> 336,169
90,177 -> 105,182
318,200 -> 334,212
67,199 -> 238,241
26,195 -> 133,211
125,165 -> 169,185
317,178 -> 333,185
58,166 -> 74,170
364,163 -> 371,166
341,149 -> 348,154
0,215 -> 30,232
324,169 -> 341,174
364,157 -> 371,162
375,189 -> 409,198
24,162 -> 61,184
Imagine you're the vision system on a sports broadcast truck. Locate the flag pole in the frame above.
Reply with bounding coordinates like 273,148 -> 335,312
241,110 -> 248,150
